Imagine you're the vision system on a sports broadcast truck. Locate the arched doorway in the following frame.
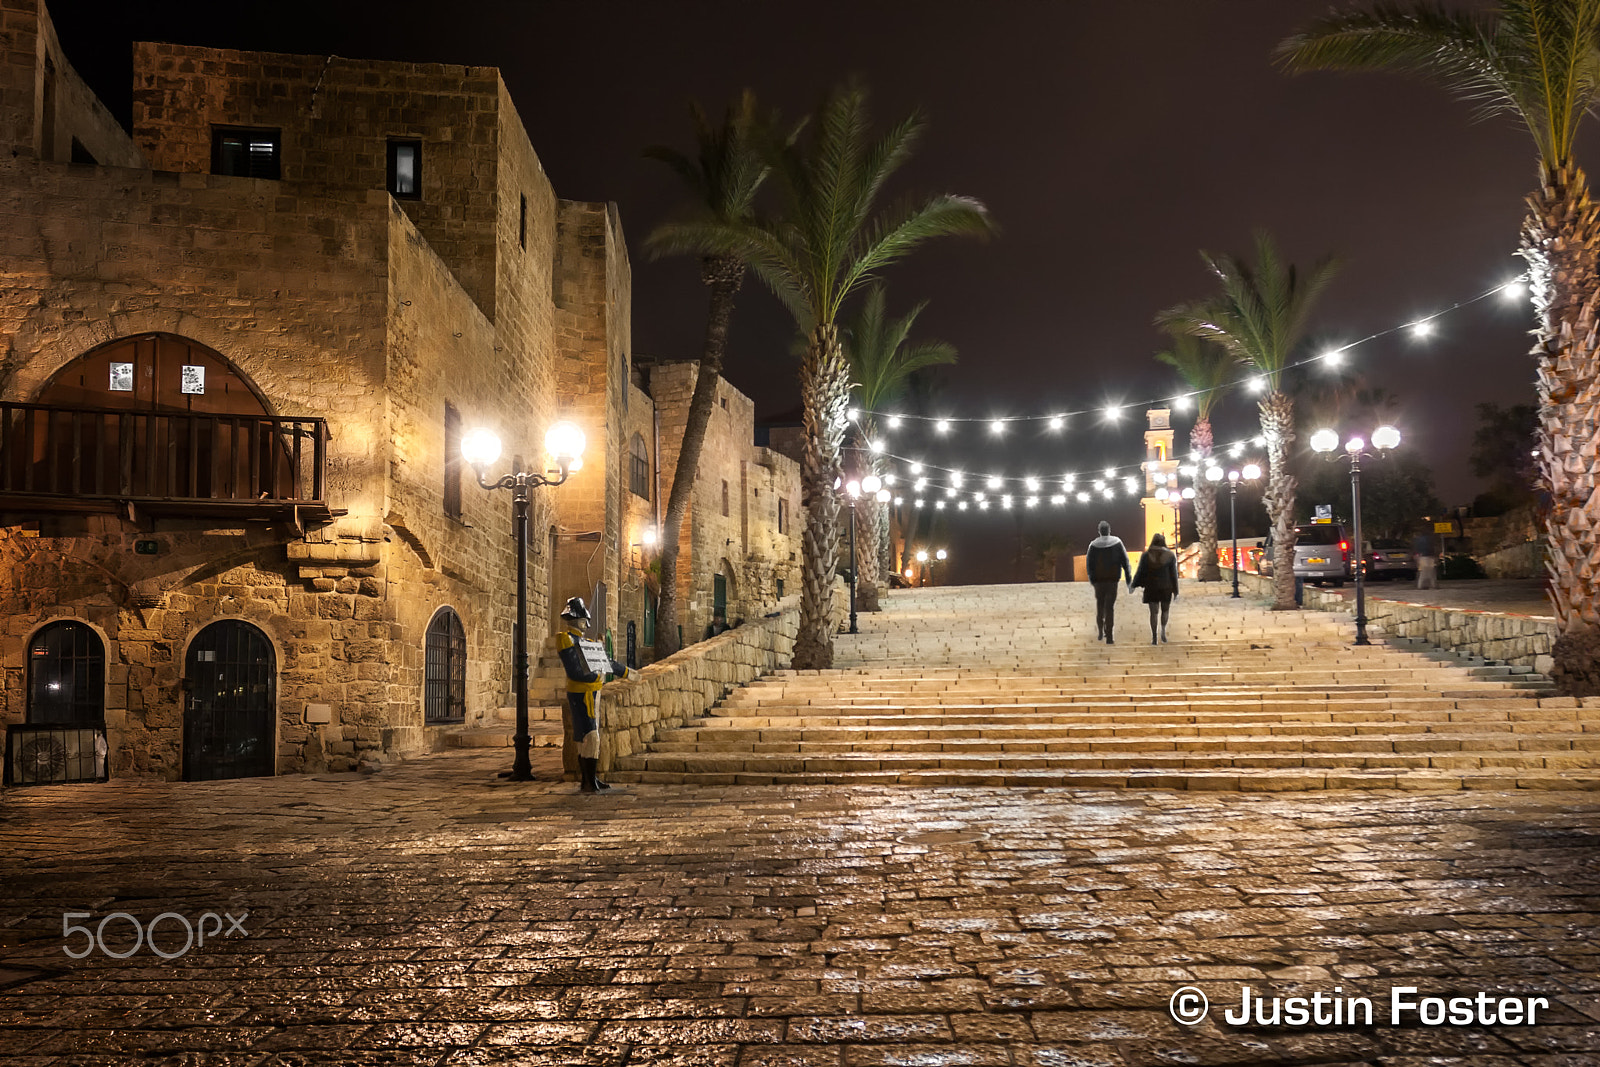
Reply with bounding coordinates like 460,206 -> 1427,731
7,334 -> 310,504
183,620 -> 276,781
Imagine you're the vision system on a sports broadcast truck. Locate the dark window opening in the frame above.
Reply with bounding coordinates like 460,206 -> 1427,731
387,139 -> 421,199
211,127 -> 281,180
69,137 -> 96,166
443,402 -> 463,520
424,608 -> 467,724
519,194 -> 528,249
776,578 -> 785,599
629,433 -> 650,499
721,480 -> 729,517
777,498 -> 788,535
719,396 -> 728,410
27,621 -> 104,725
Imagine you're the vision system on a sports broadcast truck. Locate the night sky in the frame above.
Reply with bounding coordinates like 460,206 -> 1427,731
48,0 -> 1561,583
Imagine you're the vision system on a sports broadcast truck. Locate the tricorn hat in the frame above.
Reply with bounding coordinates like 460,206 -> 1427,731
559,596 -> 591,622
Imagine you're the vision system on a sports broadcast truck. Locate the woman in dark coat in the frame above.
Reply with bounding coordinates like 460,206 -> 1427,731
1130,532 -> 1180,645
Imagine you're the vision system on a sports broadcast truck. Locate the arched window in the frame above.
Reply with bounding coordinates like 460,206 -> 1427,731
184,620 -> 275,781
425,608 -> 467,723
629,433 -> 650,499
27,621 -> 105,725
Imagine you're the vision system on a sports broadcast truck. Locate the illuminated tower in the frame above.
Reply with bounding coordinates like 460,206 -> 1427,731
1141,406 -> 1179,548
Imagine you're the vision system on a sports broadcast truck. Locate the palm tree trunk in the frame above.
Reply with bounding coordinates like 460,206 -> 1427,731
1522,161 -> 1600,694
653,258 -> 742,659
851,420 -> 883,612
795,323 -> 851,669
1192,419 -> 1221,581
1258,391 -> 1299,610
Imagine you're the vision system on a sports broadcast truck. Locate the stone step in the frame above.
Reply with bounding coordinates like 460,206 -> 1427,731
432,721 -> 563,750
605,766 -> 1600,791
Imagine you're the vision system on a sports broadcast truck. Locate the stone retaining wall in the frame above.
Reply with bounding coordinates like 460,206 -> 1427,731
1223,569 -> 1555,672
598,597 -> 799,772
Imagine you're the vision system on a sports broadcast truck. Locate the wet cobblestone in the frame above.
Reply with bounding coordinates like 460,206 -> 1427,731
1,751 -> 1598,1064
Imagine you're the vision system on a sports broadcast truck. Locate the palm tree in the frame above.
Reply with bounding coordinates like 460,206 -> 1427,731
642,92 -> 774,658
1159,231 -> 1340,610
673,85 -> 991,668
1278,1 -> 1600,688
1154,330 -> 1233,581
842,285 -> 957,611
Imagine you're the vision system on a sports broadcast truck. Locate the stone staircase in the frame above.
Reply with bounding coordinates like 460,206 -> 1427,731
608,583 -> 1600,791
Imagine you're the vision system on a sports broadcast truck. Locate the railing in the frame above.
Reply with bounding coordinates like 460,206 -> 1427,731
0,402 -> 329,518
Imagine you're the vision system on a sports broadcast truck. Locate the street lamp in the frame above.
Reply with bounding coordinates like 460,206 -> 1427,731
1312,424 -> 1401,645
463,420 -> 585,781
1223,463 -> 1261,598
842,474 -> 881,634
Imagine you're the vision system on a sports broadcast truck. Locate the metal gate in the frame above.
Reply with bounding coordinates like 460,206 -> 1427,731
183,620 -> 275,781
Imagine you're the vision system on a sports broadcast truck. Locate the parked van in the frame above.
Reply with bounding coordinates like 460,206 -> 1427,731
1292,522 -> 1352,585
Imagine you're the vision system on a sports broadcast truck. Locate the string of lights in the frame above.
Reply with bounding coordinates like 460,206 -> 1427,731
845,276 -> 1528,432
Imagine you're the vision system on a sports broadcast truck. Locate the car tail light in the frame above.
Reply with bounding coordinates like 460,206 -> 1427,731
1339,540 -> 1349,560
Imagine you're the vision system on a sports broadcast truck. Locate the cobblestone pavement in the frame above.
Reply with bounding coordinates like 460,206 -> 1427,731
3,750 -> 1599,1066
1320,579 -> 1552,619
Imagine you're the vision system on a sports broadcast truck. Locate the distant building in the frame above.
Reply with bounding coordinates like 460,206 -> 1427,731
0,0 -> 797,783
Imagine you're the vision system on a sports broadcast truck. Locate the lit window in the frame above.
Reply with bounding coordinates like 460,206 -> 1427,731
211,128 -> 280,180
387,139 -> 422,199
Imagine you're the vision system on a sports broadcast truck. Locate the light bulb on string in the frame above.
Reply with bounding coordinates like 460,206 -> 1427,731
1103,405 -> 1122,421
1501,279 -> 1527,301
1024,476 -> 1040,492
1410,318 -> 1435,338
935,419 -> 950,434
987,475 -> 1003,490
909,461 -> 923,475
886,415 -> 901,428
949,471 -> 964,488
1323,348 -> 1344,368
989,419 -> 1004,435
1048,415 -> 1064,430
1076,491 -> 1090,503
1172,396 -> 1189,412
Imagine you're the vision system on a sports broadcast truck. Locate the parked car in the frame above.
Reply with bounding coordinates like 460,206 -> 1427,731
1365,538 -> 1416,581
1292,522 -> 1352,585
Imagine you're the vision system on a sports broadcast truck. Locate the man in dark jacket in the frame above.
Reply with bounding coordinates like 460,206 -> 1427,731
1086,521 -> 1133,643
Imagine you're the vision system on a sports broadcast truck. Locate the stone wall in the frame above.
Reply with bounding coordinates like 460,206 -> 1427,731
597,598 -> 799,773
130,42 -> 504,318
1224,569 -> 1556,671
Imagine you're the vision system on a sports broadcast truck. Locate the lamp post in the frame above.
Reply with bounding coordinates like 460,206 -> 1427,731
1311,425 -> 1401,646
462,421 -> 585,781
1223,463 -> 1261,598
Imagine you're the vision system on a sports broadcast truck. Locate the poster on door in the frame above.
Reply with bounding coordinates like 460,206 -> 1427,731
180,365 -> 206,394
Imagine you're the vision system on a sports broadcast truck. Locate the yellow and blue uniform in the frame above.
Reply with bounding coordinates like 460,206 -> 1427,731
555,625 -> 630,771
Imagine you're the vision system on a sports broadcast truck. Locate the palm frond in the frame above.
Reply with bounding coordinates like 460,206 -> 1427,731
1154,330 -> 1233,420
1278,1 -> 1600,162
842,285 -> 957,411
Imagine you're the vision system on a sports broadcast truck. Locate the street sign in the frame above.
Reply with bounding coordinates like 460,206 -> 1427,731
1314,505 -> 1332,522
1433,521 -> 1455,534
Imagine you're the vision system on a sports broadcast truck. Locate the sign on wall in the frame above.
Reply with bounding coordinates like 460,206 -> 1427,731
108,362 -> 134,391
180,365 -> 206,394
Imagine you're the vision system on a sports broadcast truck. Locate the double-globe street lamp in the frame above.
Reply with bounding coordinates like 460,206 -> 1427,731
1209,463 -> 1262,598
842,473 -> 891,634
462,420 -> 586,781
1311,425 -> 1401,646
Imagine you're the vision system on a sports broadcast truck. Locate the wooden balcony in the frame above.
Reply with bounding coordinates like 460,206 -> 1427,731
0,402 -> 334,526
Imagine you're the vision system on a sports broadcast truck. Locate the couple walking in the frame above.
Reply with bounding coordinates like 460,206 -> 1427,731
1085,521 -> 1179,645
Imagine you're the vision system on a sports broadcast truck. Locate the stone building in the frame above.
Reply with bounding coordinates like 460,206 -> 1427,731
0,0 -> 799,783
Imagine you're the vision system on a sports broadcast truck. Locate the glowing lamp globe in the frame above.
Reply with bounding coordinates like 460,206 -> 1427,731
1181,487 -> 1195,500
861,474 -> 883,494
641,526 -> 658,547
935,549 -> 947,561
875,488 -> 891,503
845,479 -> 861,499
1310,428 -> 1340,454
1241,463 -> 1262,481
916,550 -> 929,563
1154,487 -> 1169,501
1205,466 -> 1224,482
1372,425 -> 1401,451
461,427 -> 502,469
544,421 -> 586,469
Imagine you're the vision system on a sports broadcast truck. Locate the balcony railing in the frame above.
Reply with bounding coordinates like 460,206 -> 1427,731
0,402 -> 332,523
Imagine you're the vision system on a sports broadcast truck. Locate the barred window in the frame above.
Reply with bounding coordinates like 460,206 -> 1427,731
27,621 -> 105,725
629,433 -> 650,499
424,608 -> 466,724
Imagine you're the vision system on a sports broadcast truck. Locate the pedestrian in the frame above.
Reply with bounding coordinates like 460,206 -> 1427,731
1086,520 -> 1132,643
554,596 -> 634,793
1131,532 -> 1180,644
1413,526 -> 1439,589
